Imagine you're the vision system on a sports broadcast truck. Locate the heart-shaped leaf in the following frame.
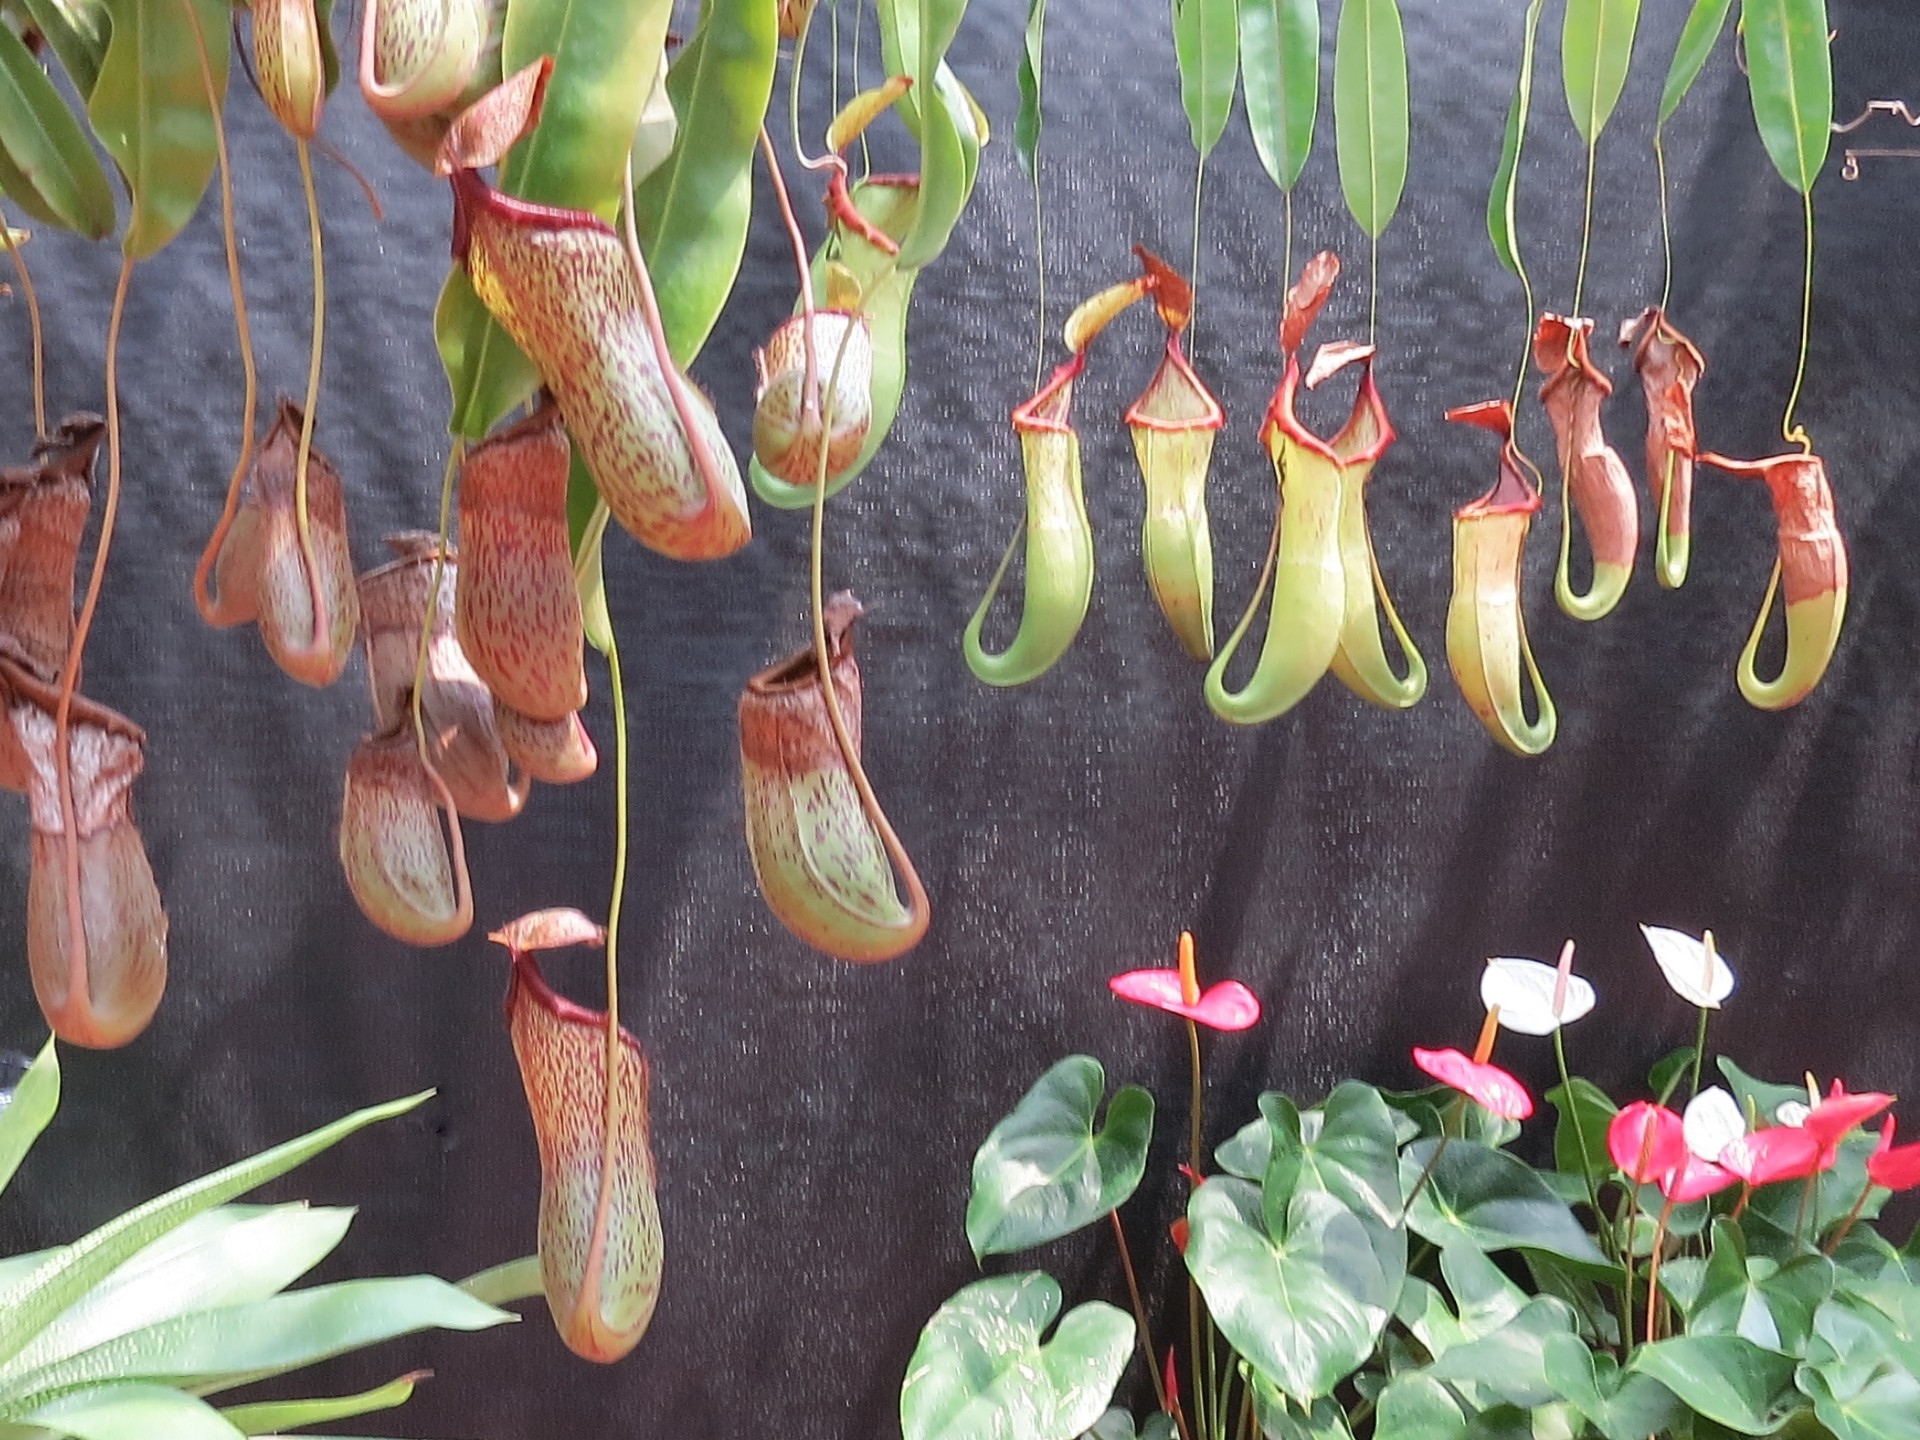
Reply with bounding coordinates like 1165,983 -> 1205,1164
965,1056 -> 1154,1260
1629,1334 -> 1798,1434
1546,1076 -> 1617,1182
1685,1219 -> 1835,1356
1543,1331 -> 1683,1440
1372,1372 -> 1466,1440
1263,1083 -> 1403,1232
1427,1296 -> 1579,1409
1400,1139 -> 1609,1268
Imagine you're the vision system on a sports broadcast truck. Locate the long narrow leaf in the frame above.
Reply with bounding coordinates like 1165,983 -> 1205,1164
20,1382 -> 241,1440
1741,0 -> 1831,194
1239,0 -> 1320,193
0,24 -> 115,238
878,0 -> 981,270
1014,0 -> 1048,179
0,1093 -> 430,1370
1333,0 -> 1409,238
456,1254 -> 544,1307
0,1039 -> 57,1195
1659,0 -> 1737,126
86,0 -> 229,259
221,1372 -> 423,1435
1487,0 -> 1546,277
1562,0 -> 1643,147
1172,0 -> 1239,160
17,0 -> 108,100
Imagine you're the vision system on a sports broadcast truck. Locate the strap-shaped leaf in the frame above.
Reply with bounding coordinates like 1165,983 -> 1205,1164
221,1372 -> 421,1436
900,1272 -> 1132,1440
1333,0 -> 1408,239
1562,0 -> 1643,147
17,0 -> 108,101
0,1092 -> 429,1369
1487,0 -> 1545,277
1741,0 -> 1831,195
18,1381 -> 242,1440
85,0 -> 229,258
1173,0 -> 1239,160
0,1039 -> 56,1197
965,1056 -> 1154,1260
1239,0 -> 1319,193
0,22 -> 115,238
1659,0 -> 1737,127
1014,0 -> 1048,179
877,0 -> 980,270
457,1254 -> 543,1307
634,0 -> 777,367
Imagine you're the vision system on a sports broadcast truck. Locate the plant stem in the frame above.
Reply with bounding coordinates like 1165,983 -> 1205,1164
1655,128 -> 1674,314
1645,1195 -> 1675,1344
602,628 -> 632,1044
1031,163 -> 1046,392
1613,1185 -> 1636,1353
1570,135 -> 1597,318
1109,1211 -> 1178,1426
1782,188 -> 1815,452
1553,1028 -> 1609,1259
0,205 -> 44,439
292,136 -> 329,656
1189,153 -> 1206,351
1824,1182 -> 1873,1254
1368,231 -> 1379,347
1187,1013 -> 1207,1440
1399,1133 -> 1451,1224
1688,1007 -> 1710,1101
1282,186 -> 1294,299
1794,1169 -> 1818,1248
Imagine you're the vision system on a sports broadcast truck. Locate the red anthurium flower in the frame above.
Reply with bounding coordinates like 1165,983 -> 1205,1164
1867,1116 -> 1920,1192
1170,1217 -> 1190,1254
1109,932 -> 1261,1032
1660,1154 -> 1738,1204
1721,1125 -> 1826,1187
1609,1102 -> 1687,1184
1412,1047 -> 1534,1121
1803,1080 -> 1895,1154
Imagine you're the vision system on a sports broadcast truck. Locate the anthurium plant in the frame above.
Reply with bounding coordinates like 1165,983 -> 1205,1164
906,929 -> 1920,1440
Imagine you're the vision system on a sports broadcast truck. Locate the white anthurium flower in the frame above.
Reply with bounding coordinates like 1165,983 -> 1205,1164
1682,1086 -> 1747,1163
1776,1100 -> 1811,1127
1641,925 -> 1736,1009
1481,953 -> 1596,1036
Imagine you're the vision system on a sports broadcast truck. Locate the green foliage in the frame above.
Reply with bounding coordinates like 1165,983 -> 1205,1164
1171,0 -> 1238,161
0,20 -> 114,237
17,0 -> 108,100
1015,0 -> 1048,180
1486,0 -> 1545,278
1332,0 -> 1408,239
1238,0 -> 1320,193
1740,0 -> 1832,195
1561,0 -> 1643,147
1659,0 -> 1738,127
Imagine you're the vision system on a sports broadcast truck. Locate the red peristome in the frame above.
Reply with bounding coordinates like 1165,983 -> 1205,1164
1011,354 -> 1085,435
1696,451 -> 1847,605
1535,315 -> 1637,573
1127,336 -> 1224,436
1447,403 -> 1542,518
490,907 -> 605,955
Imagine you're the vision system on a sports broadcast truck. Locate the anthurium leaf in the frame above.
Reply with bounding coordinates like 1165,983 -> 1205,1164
1440,1242 -> 1528,1338
1,1277 -> 511,1409
1251,1381 -> 1355,1440
899,1272 -> 1132,1440
1332,0 -> 1408,239
1014,0 -> 1047,179
1526,1251 -> 1624,1348
0,1205 -> 355,1380
1372,1372 -> 1466,1440
965,1056 -> 1155,1261
1740,0 -> 1832,195
1649,1046 -> 1697,1103
1717,1058 -> 1809,1127
1264,1083 -> 1403,1232
1561,0 -> 1643,147
0,1038 -> 56,1195
1797,1359 -> 1920,1440
1426,1296 -> 1579,1409
457,1254 -> 543,1308
1216,1112 -> 1269,1180
0,24 -> 115,238
1393,1275 -> 1470,1359
1542,1331 -> 1683,1440
1823,1283 -> 1920,1376
1185,1183 -> 1394,1403
1750,1131 -> 1883,1239
1172,0 -> 1238,160
86,0 -> 229,259
1659,0 -> 1737,126
1685,1220 -> 1834,1356
1400,1139 -> 1609,1269
19,1381 -> 242,1440
1486,0 -> 1545,277
1546,1076 -> 1616,1182
17,0 -> 109,99
1238,0 -> 1319,192
633,0 -> 777,367
1629,1335 -> 1799,1434
220,1371 -> 423,1435
0,1092 -> 430,1370
1079,1406 -> 1135,1440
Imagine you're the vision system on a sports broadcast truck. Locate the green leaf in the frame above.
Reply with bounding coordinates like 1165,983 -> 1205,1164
1014,0 -> 1048,179
1797,1360 -> 1920,1440
965,1056 -> 1154,1261
1264,1084 -> 1403,1231
1185,1183 -> 1394,1403
1684,1220 -> 1834,1356
1659,0 -> 1738,126
1332,0 -> 1408,238
1400,1139 -> 1609,1269
0,1092 -> 430,1370
220,1372 -> 422,1436
1440,1242 -> 1528,1338
0,23 -> 115,238
1393,1275 -> 1471,1360
633,0 -> 778,367
86,0 -> 229,259
1251,1382 -> 1355,1440
1486,0 -> 1545,277
1239,0 -> 1320,193
17,0 -> 109,99
1630,1335 -> 1798,1434
1427,1296 -> 1579,1409
19,1381 -> 241,1440
1649,1046 -> 1697,1104
1749,1131 -> 1883,1242
457,1254 -> 543,1308
1546,1076 -> 1616,1183
0,1038 -> 56,1195
1216,1112 -> 1269,1180
1373,1372 -> 1466,1440
1561,0 -> 1643,147
1718,1058 -> 1811,1128
1542,1332 -> 1683,1440
1172,0 -> 1239,160
875,0 -> 980,271
1740,0 -> 1832,194
899,1272 -> 1132,1440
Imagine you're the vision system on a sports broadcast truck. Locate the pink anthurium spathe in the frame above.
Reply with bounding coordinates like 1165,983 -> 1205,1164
1660,1154 -> 1738,1204
1411,1047 -> 1534,1121
1108,932 -> 1260,1032
1721,1125 -> 1826,1187
1803,1080 -> 1895,1156
1609,1102 -> 1687,1184
1867,1117 -> 1920,1192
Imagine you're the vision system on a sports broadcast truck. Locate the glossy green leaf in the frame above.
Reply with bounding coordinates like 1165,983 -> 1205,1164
1440,1241 -> 1528,1337
17,0 -> 109,99
1216,1111 -> 1269,1179
0,1038 -> 56,1195
0,22 -> 114,238
1185,1181 -> 1394,1402
1798,1360 -> 1920,1440
1332,0 -> 1408,238
1486,0 -> 1545,277
1749,1131 -> 1884,1243
1252,1382 -> 1355,1440
1546,1076 -> 1616,1182
1740,0 -> 1832,195
1542,1331 -> 1684,1440
19,1381 -> 241,1440
1260,1084 -> 1405,1292
1400,1139 -> 1609,1268
439,0 -> 671,437
1631,1334 -> 1798,1433
1372,1372 -> 1466,1440
0,1092 -> 429,1369
1660,0 -> 1737,125
1239,0 -> 1319,192
1014,0 -> 1047,179
899,1272 -> 1132,1440
86,0 -> 229,259
1172,0 -> 1239,160
1684,1220 -> 1834,1355
220,1372 -> 421,1435
1718,1057 -> 1810,1127
1426,1296 -> 1579,1409
1649,1045 -> 1697,1103
1562,0 -> 1643,147
633,0 -> 778,367
876,0 -> 980,271
965,1057 -> 1154,1261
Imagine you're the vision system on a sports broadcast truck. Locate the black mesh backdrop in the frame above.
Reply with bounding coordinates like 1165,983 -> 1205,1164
1,0 -> 1917,1435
